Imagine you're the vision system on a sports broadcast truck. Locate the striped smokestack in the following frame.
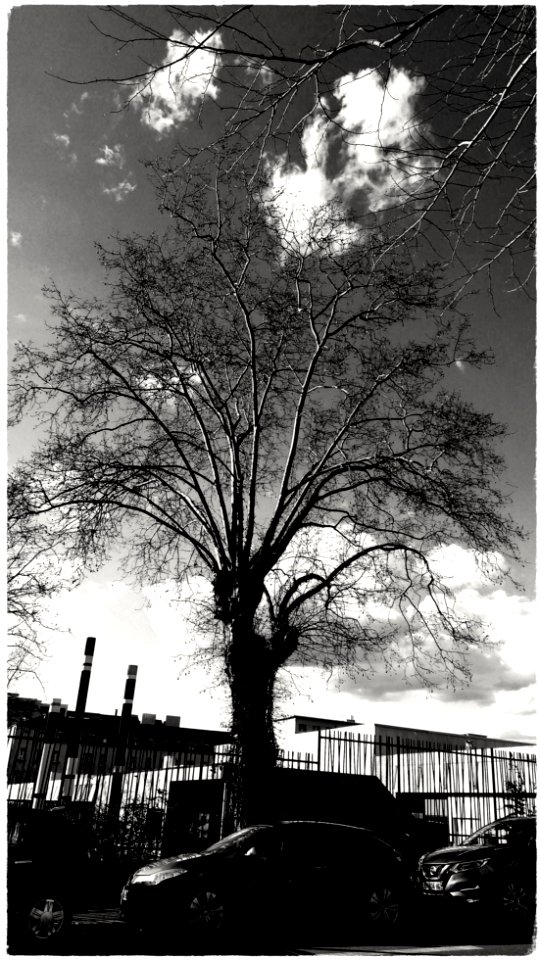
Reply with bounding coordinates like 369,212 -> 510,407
74,636 -> 96,717
109,665 -> 138,818
63,637 -> 97,799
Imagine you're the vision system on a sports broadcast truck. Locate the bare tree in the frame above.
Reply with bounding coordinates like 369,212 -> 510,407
7,475 -> 82,685
10,151 -> 521,823
59,5 -> 535,291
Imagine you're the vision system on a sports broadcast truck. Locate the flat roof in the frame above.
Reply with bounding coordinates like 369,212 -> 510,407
276,715 -> 361,726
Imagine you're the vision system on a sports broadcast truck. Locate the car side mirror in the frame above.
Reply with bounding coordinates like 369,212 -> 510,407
245,846 -> 259,857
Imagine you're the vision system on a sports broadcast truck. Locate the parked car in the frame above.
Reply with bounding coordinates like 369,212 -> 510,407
7,805 -> 91,948
417,815 -> 536,922
120,819 -> 411,948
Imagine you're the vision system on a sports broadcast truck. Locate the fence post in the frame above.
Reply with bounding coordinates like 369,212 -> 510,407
490,748 -> 498,821
32,701 -> 63,808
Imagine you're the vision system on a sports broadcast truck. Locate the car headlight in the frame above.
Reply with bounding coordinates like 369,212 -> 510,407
130,867 -> 188,886
448,859 -> 490,874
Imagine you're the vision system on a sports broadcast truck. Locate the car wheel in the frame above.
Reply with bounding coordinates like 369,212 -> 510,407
500,878 -> 534,917
368,885 -> 402,928
27,895 -> 69,941
187,888 -> 226,933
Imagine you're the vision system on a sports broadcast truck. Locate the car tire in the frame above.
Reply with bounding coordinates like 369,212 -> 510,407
185,887 -> 228,948
370,884 -> 401,923
500,878 -> 535,919
365,883 -> 404,942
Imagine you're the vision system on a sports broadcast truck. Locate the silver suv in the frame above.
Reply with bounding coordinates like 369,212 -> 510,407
417,815 -> 535,920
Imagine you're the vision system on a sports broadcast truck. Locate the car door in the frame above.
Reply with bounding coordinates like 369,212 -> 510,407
278,823 -> 353,933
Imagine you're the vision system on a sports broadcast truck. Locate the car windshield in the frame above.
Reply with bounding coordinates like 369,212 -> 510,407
463,819 -> 533,847
205,826 -> 271,855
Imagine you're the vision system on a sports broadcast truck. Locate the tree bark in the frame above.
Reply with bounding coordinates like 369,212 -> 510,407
224,626 -> 279,831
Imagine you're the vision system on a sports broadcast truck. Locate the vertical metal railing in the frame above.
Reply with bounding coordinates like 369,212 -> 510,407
8,725 -> 536,851
317,731 -> 536,842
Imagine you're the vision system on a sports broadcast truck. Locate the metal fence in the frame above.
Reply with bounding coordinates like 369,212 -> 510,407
317,731 -> 536,841
7,724 -> 230,806
8,723 -> 536,858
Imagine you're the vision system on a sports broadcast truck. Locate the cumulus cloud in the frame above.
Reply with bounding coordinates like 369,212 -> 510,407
63,92 -> 89,120
292,541 -> 536,737
235,56 -> 275,87
13,312 -> 28,323
281,666 -> 536,743
95,144 -> 126,169
265,66 -> 428,252
12,537 -> 535,740
134,28 -> 223,134
102,179 -> 137,202
265,113 -> 363,256
53,132 -> 71,148
333,67 -> 426,208
9,231 -> 23,247
52,132 -> 77,164
137,368 -> 200,398
266,535 -> 535,741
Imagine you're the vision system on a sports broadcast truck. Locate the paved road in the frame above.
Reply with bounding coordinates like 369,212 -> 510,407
9,904 -> 535,956
299,943 -> 534,956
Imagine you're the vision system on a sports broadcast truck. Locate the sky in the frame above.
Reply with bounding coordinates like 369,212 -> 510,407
7,5 -> 537,742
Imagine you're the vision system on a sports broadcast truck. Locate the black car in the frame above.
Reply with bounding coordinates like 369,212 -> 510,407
120,820 -> 410,949
417,815 -> 536,920
8,805 -> 91,948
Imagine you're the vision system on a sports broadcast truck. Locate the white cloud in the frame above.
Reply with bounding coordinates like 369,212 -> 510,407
13,312 -> 28,323
9,538 -> 535,741
235,56 -> 274,87
95,144 -> 126,169
265,66 -> 428,252
264,535 -> 536,740
280,673 -> 536,744
286,541 -> 537,740
53,132 -> 71,148
138,370 -> 201,398
265,114 -> 346,256
9,231 -> 23,247
52,132 -> 77,165
102,179 -> 137,202
333,67 -> 426,209
134,28 -> 223,134
13,575 -> 228,730
426,543 -> 507,592
63,92 -> 89,120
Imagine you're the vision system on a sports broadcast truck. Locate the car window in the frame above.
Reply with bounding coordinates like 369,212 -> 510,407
205,826 -> 273,856
280,823 -> 362,867
466,820 -> 534,847
8,820 -> 24,845
245,830 -> 283,859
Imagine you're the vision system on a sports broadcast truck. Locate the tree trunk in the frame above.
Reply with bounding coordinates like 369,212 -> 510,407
224,627 -> 278,831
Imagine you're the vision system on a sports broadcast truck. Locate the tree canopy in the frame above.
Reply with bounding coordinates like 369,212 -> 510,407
7,476 -> 82,685
9,149 -> 522,821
